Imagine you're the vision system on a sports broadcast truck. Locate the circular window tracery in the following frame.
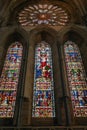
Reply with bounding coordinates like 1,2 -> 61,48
17,4 -> 70,26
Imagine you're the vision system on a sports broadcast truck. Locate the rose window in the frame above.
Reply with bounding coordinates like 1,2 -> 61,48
17,4 -> 70,26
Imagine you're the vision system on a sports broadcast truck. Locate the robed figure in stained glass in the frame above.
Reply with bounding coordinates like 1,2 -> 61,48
32,41 -> 55,117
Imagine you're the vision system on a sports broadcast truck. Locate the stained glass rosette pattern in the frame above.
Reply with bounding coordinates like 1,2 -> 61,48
0,42 -> 23,118
32,42 -> 55,117
64,41 -> 87,117
18,4 -> 69,26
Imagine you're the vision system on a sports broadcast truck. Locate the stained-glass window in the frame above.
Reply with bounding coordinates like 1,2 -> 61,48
32,41 -> 55,117
18,4 -> 69,26
0,42 -> 23,118
64,41 -> 87,117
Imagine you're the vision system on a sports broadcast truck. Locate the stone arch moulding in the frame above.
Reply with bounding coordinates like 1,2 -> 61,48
0,27 -> 29,47
29,26 -> 58,44
0,30 -> 28,126
24,26 -> 66,126
58,25 -> 87,44
60,29 -> 87,125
